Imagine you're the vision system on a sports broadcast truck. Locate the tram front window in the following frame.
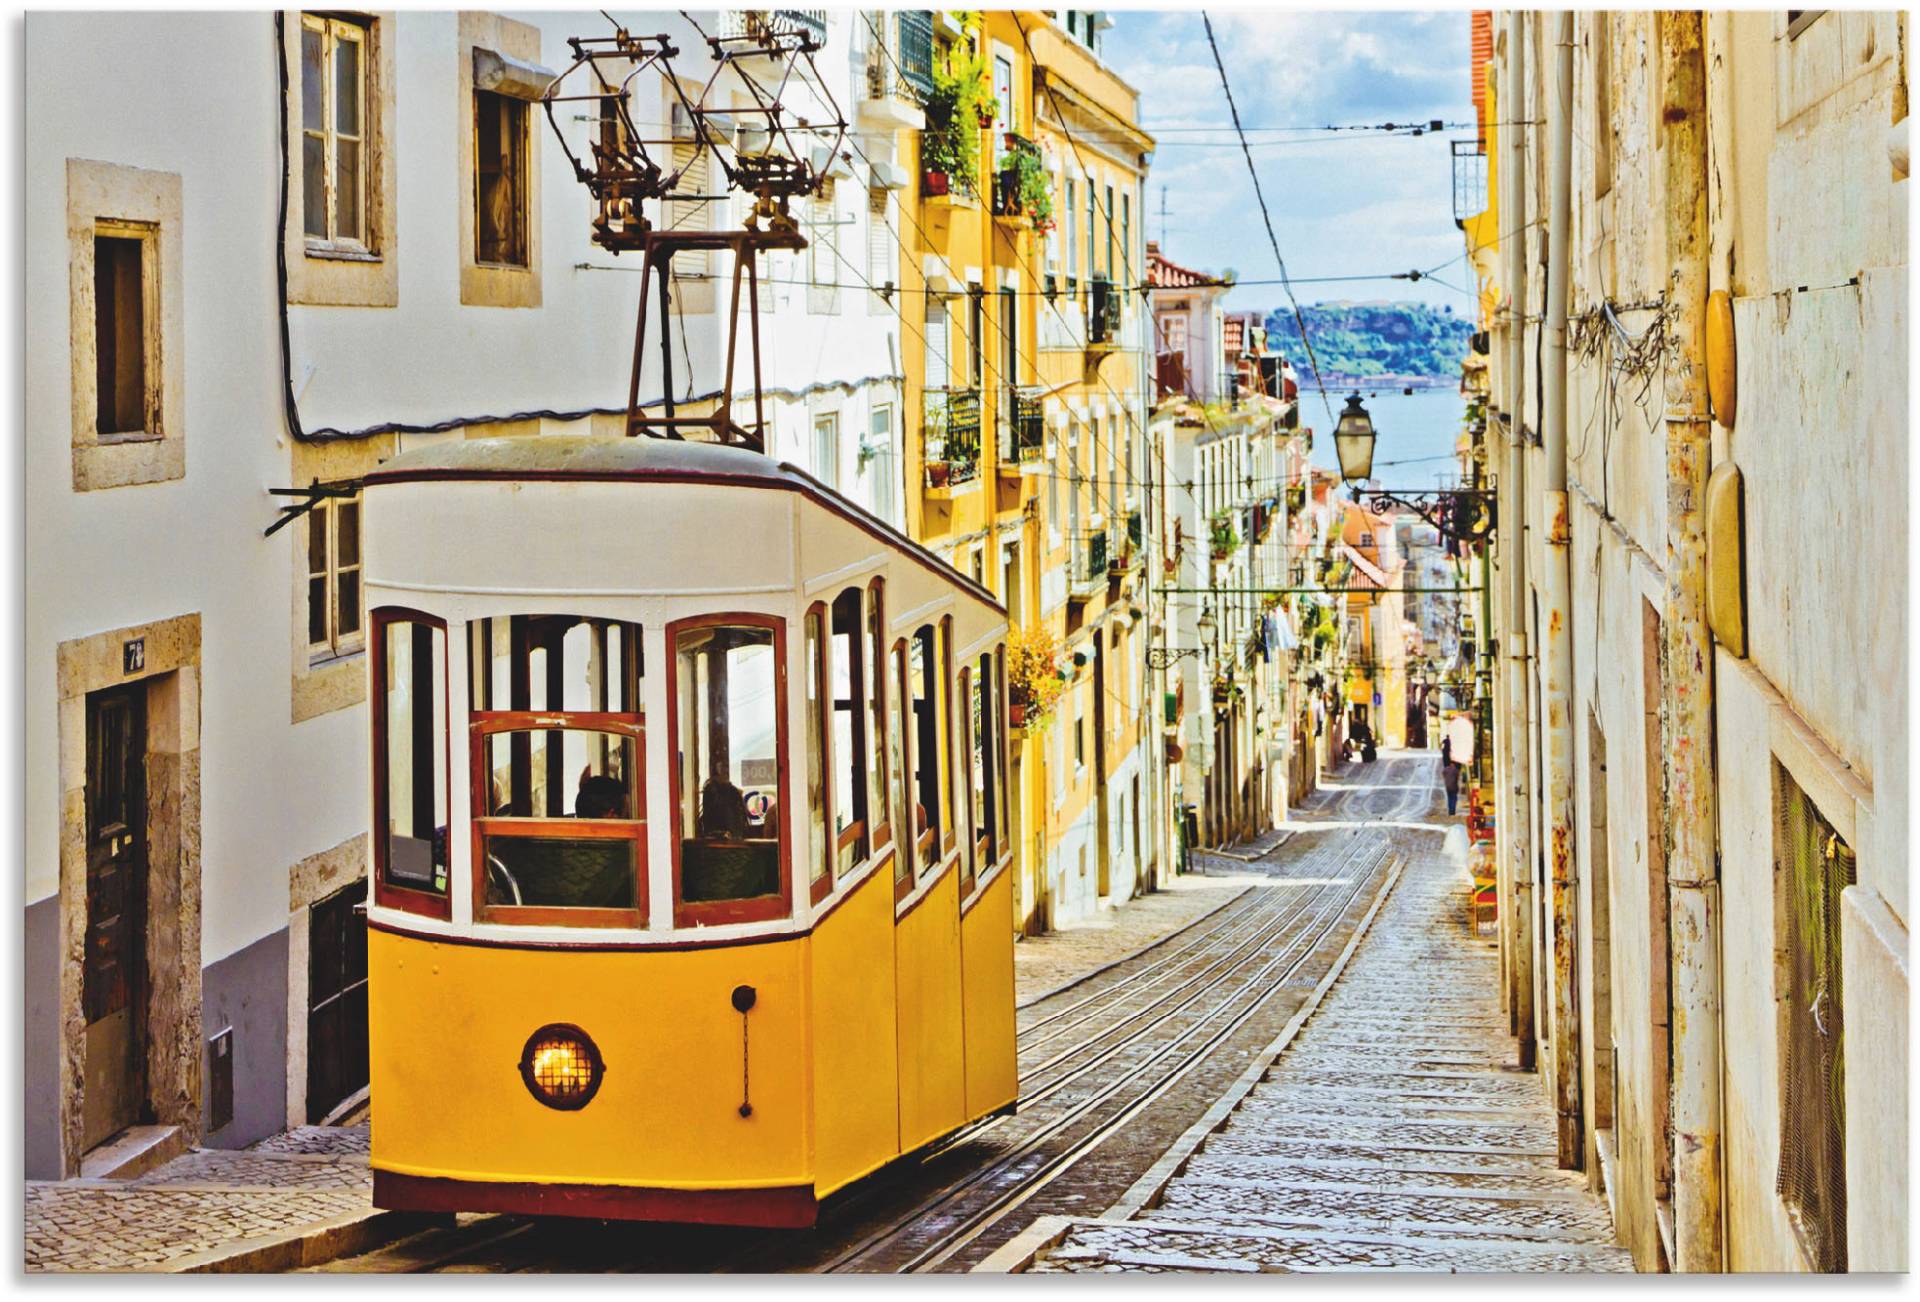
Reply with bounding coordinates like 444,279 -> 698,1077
674,622 -> 783,909
477,730 -> 641,911
468,614 -> 646,926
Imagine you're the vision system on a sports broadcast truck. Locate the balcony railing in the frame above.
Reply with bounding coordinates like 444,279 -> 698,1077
1088,277 -> 1122,347
1081,530 -> 1110,585
718,10 -> 829,46
997,385 -> 1046,463
864,10 -> 933,103
923,387 -> 982,489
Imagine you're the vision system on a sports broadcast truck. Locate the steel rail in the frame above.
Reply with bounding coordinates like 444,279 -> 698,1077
819,846 -> 1390,1274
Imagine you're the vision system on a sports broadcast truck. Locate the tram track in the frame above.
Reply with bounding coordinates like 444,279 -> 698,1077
322,760 -> 1421,1276
809,839 -> 1396,1274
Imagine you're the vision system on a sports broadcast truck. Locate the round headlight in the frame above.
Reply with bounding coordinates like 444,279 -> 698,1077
518,1023 -> 605,1110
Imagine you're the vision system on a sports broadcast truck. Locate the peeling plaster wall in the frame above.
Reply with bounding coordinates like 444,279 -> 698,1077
1489,7 -> 1907,1272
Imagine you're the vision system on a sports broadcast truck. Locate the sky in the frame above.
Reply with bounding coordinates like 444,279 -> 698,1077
1102,9 -> 1477,317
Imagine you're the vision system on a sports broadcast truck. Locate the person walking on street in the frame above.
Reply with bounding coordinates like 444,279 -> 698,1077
1440,736 -> 1462,816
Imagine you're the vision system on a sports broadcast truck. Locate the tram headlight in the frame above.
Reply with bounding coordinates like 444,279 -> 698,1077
518,1024 -> 605,1110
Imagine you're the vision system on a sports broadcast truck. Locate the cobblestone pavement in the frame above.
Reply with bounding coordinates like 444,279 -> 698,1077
25,1125 -> 372,1272
1028,779 -> 1636,1274
1013,868 -> 1264,1004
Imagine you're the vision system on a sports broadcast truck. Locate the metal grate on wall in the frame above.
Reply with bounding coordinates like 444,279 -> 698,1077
1774,772 -> 1856,1273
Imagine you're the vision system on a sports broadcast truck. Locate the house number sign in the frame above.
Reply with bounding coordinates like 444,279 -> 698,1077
123,637 -> 145,674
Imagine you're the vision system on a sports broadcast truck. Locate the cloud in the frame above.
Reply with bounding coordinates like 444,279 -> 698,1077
1104,10 -> 1476,314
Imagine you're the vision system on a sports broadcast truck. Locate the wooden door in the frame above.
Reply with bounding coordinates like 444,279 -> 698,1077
83,684 -> 147,1149
307,882 -> 369,1122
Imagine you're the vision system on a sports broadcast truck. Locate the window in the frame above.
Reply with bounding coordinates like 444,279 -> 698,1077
867,579 -> 892,853
1120,191 -> 1131,284
968,286 -> 985,385
667,134 -> 712,297
1002,542 -> 1022,622
805,179 -> 841,313
475,89 -> 529,266
301,14 -> 369,249
671,617 -> 788,924
813,413 -> 840,489
924,297 -> 949,388
469,615 -> 646,926
967,650 -> 1001,885
92,229 -> 153,437
959,667 -> 976,892
889,641 -> 911,897
867,185 -> 893,311
867,404 -> 897,525
908,622 -> 949,873
372,610 -> 448,918
1104,184 -> 1114,276
69,160 -> 183,490
1074,698 -> 1086,771
1775,768 -> 1855,1272
1065,177 -> 1079,288
1086,186 -> 1097,282
805,606 -> 831,899
829,588 -> 870,875
1000,285 -> 1018,379
996,645 -> 1012,855
992,53 -> 1015,162
308,494 -> 364,662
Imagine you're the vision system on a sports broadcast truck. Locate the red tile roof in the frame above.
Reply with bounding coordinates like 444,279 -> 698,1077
1146,241 -> 1225,290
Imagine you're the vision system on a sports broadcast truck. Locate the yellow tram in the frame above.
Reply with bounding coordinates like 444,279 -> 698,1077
359,437 -> 1017,1227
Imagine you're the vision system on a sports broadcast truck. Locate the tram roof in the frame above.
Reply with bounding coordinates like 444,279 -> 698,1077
363,435 -> 1005,615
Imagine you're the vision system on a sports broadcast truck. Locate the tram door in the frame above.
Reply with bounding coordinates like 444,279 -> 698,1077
83,684 -> 148,1150
307,881 -> 369,1122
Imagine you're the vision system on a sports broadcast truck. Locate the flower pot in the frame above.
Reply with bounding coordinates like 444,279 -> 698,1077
927,460 -> 952,488
1009,702 -> 1028,729
923,169 -> 950,197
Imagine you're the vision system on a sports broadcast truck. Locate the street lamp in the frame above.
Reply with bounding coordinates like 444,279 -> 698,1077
1147,604 -> 1217,670
1333,392 -> 1376,484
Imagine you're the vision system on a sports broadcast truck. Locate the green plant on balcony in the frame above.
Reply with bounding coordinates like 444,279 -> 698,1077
994,135 -> 1053,228
1208,510 -> 1240,560
921,33 -> 997,199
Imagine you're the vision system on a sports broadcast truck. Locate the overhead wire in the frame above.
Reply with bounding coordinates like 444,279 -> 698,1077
1199,11 -> 1337,432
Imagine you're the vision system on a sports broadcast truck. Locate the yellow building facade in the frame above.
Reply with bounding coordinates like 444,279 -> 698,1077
875,11 -> 1156,932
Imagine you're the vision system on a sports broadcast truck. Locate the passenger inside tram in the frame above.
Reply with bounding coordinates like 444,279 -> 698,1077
676,623 -> 781,905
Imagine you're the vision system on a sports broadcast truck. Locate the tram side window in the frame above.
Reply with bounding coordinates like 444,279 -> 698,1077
908,623 -> 944,875
805,606 -> 830,900
374,612 -> 448,908
939,616 -> 959,855
866,579 -> 891,853
996,644 -> 1012,861
971,649 -> 999,871
675,621 -> 784,911
889,640 -> 911,894
467,615 -> 645,925
959,665 -> 976,894
829,588 -> 869,875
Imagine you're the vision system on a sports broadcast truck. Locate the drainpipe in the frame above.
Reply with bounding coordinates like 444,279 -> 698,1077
1501,9 -> 1537,1072
1540,8 -> 1581,1170
1658,11 -> 1724,1272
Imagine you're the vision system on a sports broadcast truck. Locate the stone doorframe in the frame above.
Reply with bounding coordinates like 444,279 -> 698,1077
56,613 -> 202,1176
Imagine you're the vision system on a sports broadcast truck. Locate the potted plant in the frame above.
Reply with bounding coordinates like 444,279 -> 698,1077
1208,510 -> 1240,561
1007,624 -> 1065,732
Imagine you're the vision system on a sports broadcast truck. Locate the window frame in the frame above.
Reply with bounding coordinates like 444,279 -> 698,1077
370,607 -> 452,921
474,86 -> 531,269
867,577 -> 893,858
958,665 -> 979,897
467,711 -> 647,929
665,611 -> 793,928
938,615 -> 959,857
307,492 -> 366,665
890,638 -> 914,903
805,602 -> 833,904
300,12 -> 373,256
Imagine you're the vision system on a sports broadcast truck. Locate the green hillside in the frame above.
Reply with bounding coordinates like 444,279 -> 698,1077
1264,301 -> 1472,379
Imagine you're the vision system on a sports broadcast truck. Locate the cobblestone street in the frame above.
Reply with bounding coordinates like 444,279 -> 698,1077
1018,769 -> 1635,1273
25,1126 -> 376,1272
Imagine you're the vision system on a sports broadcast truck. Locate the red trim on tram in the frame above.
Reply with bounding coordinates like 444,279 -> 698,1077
358,464 -> 1006,619
374,1170 -> 818,1228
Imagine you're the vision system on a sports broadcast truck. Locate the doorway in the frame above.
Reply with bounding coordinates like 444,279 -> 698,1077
307,881 -> 370,1123
83,684 -> 148,1150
